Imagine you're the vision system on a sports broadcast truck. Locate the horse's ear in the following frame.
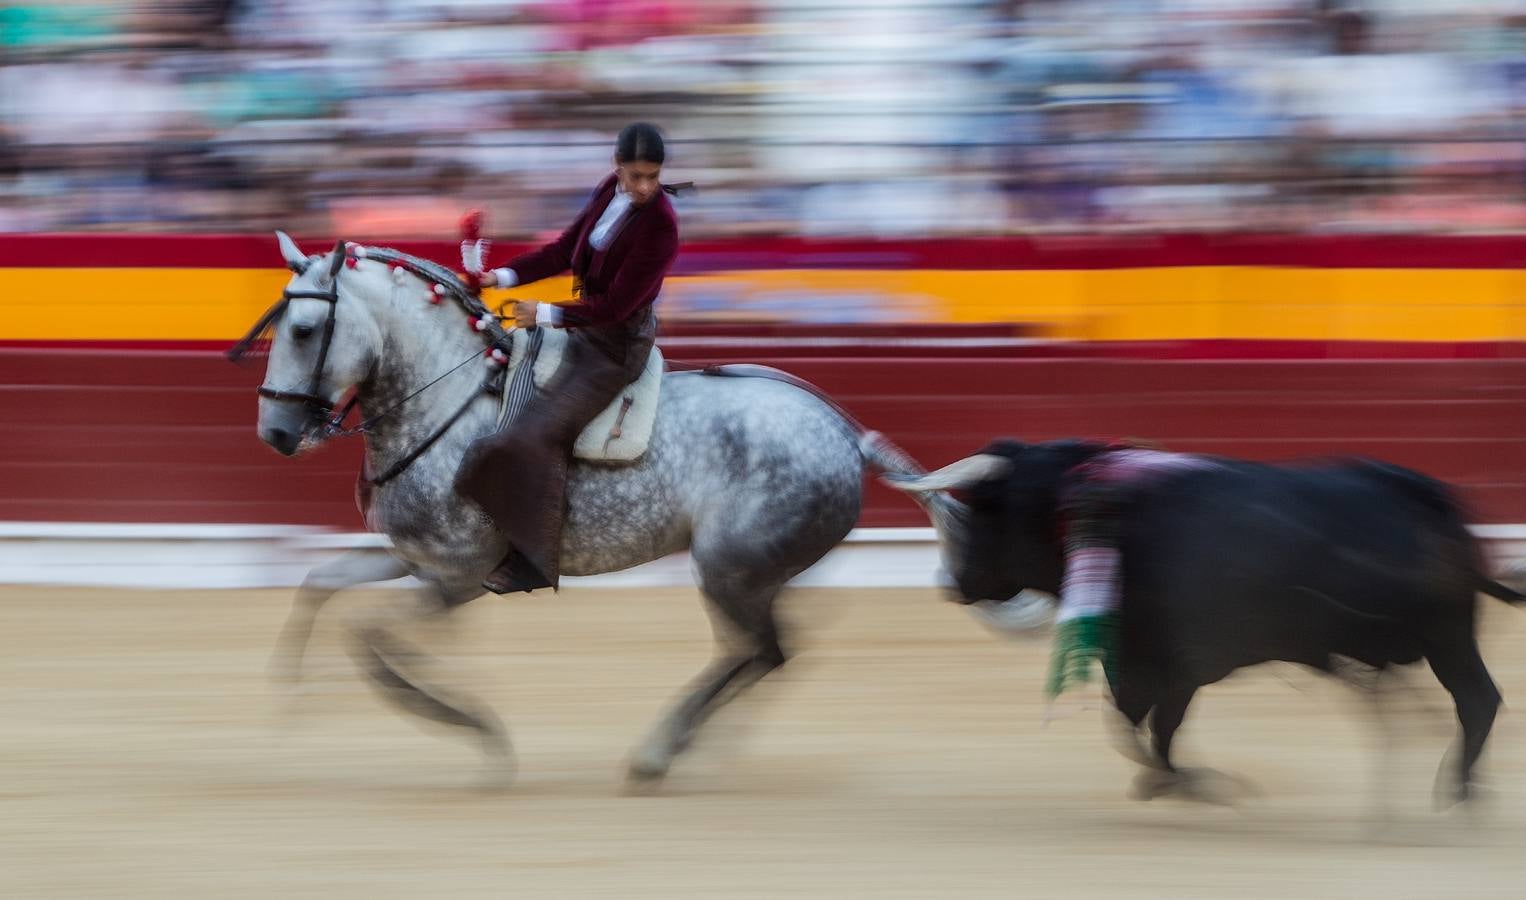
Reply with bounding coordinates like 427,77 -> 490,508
275,230 -> 309,274
325,239 -> 347,281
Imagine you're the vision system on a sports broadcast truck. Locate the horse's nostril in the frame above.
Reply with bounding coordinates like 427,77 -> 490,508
266,427 -> 300,456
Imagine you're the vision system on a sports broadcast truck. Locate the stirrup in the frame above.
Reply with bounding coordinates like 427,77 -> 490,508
482,554 -> 552,595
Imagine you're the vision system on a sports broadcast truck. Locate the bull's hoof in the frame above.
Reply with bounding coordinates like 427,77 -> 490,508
1131,767 -> 1245,806
1130,768 -> 1177,801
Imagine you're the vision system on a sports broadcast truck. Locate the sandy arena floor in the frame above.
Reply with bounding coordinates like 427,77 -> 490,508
1,585 -> 1524,898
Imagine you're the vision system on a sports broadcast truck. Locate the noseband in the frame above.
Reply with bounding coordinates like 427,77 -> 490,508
253,284 -> 341,411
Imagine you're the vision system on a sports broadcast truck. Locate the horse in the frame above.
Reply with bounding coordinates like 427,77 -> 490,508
241,234 -> 925,784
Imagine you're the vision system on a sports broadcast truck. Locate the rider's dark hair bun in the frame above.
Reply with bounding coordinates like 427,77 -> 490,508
616,122 -> 665,165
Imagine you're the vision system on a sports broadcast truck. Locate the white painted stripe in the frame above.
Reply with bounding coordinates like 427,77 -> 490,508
0,524 -> 950,590
1,523 -> 1521,591
0,522 -> 327,540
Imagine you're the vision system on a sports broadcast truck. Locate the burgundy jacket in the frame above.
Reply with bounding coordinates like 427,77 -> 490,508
504,174 -> 678,329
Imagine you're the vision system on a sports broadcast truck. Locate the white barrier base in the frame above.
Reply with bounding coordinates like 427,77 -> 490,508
3,523 -> 1525,591
0,524 -> 948,590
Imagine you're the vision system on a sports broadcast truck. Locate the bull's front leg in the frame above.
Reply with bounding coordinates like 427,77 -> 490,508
1128,686 -> 1253,805
1106,672 -> 1158,769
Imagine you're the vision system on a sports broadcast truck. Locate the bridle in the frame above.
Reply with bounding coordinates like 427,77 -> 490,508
230,239 -> 350,431
229,239 -> 516,486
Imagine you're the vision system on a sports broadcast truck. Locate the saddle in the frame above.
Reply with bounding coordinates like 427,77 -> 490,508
495,326 -> 664,462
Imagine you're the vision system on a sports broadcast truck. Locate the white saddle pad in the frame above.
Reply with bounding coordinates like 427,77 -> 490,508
499,326 -> 663,463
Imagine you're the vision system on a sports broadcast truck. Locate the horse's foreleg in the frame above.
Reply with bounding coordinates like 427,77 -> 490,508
268,548 -> 412,686
344,585 -> 513,784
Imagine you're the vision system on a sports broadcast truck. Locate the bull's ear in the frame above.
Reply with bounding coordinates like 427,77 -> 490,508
275,230 -> 310,273
882,454 -> 1011,493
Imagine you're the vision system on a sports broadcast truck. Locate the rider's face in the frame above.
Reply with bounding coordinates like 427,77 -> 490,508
616,160 -> 662,206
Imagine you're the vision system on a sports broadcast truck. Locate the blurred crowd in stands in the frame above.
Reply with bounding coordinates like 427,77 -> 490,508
1,0 -> 1522,238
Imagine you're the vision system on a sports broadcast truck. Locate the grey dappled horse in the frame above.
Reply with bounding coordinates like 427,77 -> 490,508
248,234 -> 924,784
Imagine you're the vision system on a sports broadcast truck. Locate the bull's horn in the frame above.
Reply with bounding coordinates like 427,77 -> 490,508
922,490 -> 973,585
276,230 -> 310,274
926,490 -> 970,539
882,454 -> 1011,493
965,591 -> 1057,635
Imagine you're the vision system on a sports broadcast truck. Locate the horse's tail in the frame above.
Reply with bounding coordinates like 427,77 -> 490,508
1479,576 -> 1526,606
858,430 -> 926,479
678,363 -> 927,477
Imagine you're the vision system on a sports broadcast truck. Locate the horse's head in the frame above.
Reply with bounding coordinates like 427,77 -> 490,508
240,232 -> 383,456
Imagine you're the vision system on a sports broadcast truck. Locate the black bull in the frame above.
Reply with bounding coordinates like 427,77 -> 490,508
889,439 -> 1524,806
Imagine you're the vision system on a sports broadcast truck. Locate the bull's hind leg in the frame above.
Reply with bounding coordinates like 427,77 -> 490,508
1425,633 -> 1501,808
627,568 -> 791,784
346,582 -> 512,784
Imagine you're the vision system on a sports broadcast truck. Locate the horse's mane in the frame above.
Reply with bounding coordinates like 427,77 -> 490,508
355,245 -> 515,350
360,246 -> 484,315
229,242 -> 508,364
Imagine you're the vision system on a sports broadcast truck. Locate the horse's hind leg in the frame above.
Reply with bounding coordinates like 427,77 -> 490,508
1425,630 -> 1500,808
627,574 -> 789,784
269,548 -> 412,686
346,582 -> 512,782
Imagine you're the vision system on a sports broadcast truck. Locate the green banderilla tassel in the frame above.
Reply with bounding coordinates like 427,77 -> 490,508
1045,614 -> 1121,699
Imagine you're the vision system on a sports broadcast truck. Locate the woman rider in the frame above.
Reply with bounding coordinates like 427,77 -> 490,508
456,122 -> 679,594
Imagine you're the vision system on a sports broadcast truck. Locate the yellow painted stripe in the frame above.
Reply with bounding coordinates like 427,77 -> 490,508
1,266 -> 1521,342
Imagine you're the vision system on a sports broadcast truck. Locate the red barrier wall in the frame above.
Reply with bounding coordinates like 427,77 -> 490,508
5,346 -> 1526,528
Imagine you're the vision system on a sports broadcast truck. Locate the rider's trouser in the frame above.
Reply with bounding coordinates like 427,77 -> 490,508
455,309 -> 656,589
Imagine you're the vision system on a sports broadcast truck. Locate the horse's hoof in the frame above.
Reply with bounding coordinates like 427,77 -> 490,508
477,734 -> 516,792
269,679 -> 319,727
625,745 -> 675,790
266,655 -> 304,690
622,765 -> 670,797
626,758 -> 670,784
625,731 -> 681,788
622,772 -> 668,797
479,760 -> 516,793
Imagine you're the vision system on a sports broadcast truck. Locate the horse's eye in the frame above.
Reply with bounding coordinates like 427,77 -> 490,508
292,323 -> 316,340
